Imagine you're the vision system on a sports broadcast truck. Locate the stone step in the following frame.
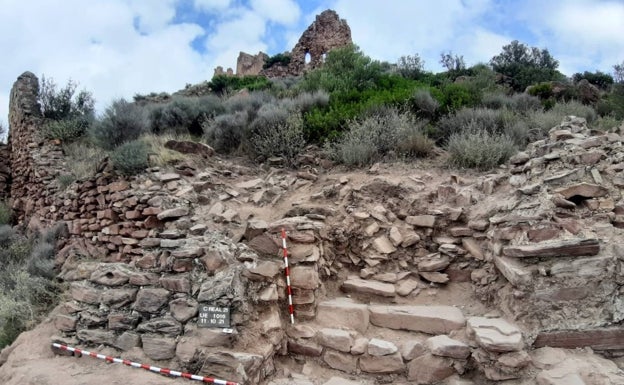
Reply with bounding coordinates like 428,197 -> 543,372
533,327 -> 624,351
502,238 -> 600,258
369,305 -> 466,334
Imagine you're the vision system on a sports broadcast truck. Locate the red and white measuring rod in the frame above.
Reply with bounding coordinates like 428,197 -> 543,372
51,343 -> 239,385
280,228 -> 295,324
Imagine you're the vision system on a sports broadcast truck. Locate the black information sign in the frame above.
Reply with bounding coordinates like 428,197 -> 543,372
198,305 -> 231,328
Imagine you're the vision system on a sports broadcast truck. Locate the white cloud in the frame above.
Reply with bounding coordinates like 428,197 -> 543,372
193,0 -> 233,12
250,0 -> 301,25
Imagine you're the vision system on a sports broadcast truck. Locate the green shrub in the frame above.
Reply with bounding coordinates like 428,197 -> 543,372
62,139 -> 107,180
528,82 -> 554,99
56,174 -> 76,190
110,139 -> 149,175
439,83 -> 481,112
572,71 -> 614,89
594,115 -> 622,132
42,118 -> 87,142
397,54 -> 426,80
264,53 -> 291,69
550,100 -> 597,123
410,89 -> 440,118
203,111 -> 249,154
0,201 -> 12,225
328,109 -> 431,166
436,108 -> 505,143
447,126 -> 516,170
38,75 -> 95,121
208,75 -> 272,94
91,99 -> 148,150
249,114 -> 306,166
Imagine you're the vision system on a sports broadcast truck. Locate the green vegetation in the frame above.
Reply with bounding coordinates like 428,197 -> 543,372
264,53 -> 291,69
0,201 -> 12,225
42,39 -> 620,172
0,225 -> 62,348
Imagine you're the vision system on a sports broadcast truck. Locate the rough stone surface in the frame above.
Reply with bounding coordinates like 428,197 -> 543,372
426,335 -> 470,359
407,354 -> 455,384
467,317 -> 523,352
317,328 -> 353,353
317,298 -> 369,333
341,278 -> 396,297
359,351 -> 404,374
369,305 -> 465,334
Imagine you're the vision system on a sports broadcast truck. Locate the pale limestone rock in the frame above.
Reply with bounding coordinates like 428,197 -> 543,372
317,328 -> 353,353
368,338 -> 398,356
426,335 -> 470,359
389,227 -> 403,246
400,339 -> 426,360
369,305 -> 465,334
467,317 -> 523,352
359,351 -> 404,374
317,298 -> 369,333
407,353 -> 455,384
157,207 -> 189,220
373,236 -> 397,254
323,350 -> 358,373
406,215 -> 436,228
341,278 -> 395,297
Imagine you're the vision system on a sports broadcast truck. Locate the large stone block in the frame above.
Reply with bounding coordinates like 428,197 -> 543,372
290,265 -> 320,289
317,298 -> 369,333
133,288 -> 170,313
369,305 -> 465,334
467,317 -> 523,353
407,353 -> 455,384
317,328 -> 353,353
142,334 -> 177,360
323,350 -> 357,373
359,351 -> 404,374
341,278 -> 395,297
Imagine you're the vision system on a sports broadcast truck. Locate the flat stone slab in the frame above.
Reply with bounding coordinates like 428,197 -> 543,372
467,317 -> 523,352
502,238 -> 599,258
533,328 -> 624,350
341,278 -> 395,297
494,256 -> 532,287
369,305 -> 465,334
426,335 -> 470,359
555,183 -> 608,199
317,298 -> 369,333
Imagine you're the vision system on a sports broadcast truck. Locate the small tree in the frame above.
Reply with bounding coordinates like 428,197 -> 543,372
440,51 -> 466,72
397,54 -> 426,79
572,71 -> 614,89
38,75 -> 95,121
490,40 -> 563,91
614,61 -> 624,83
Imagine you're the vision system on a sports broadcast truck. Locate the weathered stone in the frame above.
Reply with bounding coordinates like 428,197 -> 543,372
369,305 -> 465,334
170,297 -> 198,322
406,215 -> 436,228
134,288 -> 170,313
368,338 -> 398,356
407,353 -> 455,384
467,317 -> 523,352
341,278 -> 395,297
462,238 -> 484,260
395,278 -> 420,296
114,331 -> 141,351
171,246 -> 204,259
401,231 -> 421,247
157,207 -> 189,220
248,234 -> 280,256
100,288 -> 137,308
54,314 -> 77,332
89,263 -> 131,286
494,256 -> 532,287
556,183 -> 608,199
159,274 -> 191,293
401,339 -> 426,360
290,266 -> 320,289
317,328 -> 353,353
550,255 -> 613,277
108,312 -> 140,330
142,334 -> 177,360
70,282 -> 101,304
200,351 -> 263,384
244,219 -> 267,240
350,337 -> 368,355
533,327 -> 624,350
137,316 -> 182,336
359,351 -> 404,374
77,329 -> 116,346
288,338 -> 323,356
426,335 -> 470,359
317,298 -> 369,333
323,350 -> 357,373
419,271 -> 449,284
244,260 -> 281,281
418,255 -> 450,272
322,377 -> 363,385
373,235 -> 396,254
502,238 -> 599,258
389,227 -> 403,246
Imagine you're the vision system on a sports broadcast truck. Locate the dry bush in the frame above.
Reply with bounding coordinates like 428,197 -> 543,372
447,126 -> 517,170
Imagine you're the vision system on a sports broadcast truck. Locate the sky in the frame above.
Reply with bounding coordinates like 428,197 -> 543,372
1,0 -> 623,130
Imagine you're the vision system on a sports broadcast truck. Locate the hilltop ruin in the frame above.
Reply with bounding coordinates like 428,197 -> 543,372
215,9 -> 352,78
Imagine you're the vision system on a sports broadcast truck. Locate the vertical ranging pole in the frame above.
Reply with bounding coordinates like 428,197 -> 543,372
51,343 -> 239,385
281,228 -> 295,324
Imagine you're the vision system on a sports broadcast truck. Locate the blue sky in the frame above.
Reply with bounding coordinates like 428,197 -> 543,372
1,0 -> 623,129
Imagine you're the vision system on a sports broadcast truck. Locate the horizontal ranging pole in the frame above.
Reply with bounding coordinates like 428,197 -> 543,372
51,343 -> 239,385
